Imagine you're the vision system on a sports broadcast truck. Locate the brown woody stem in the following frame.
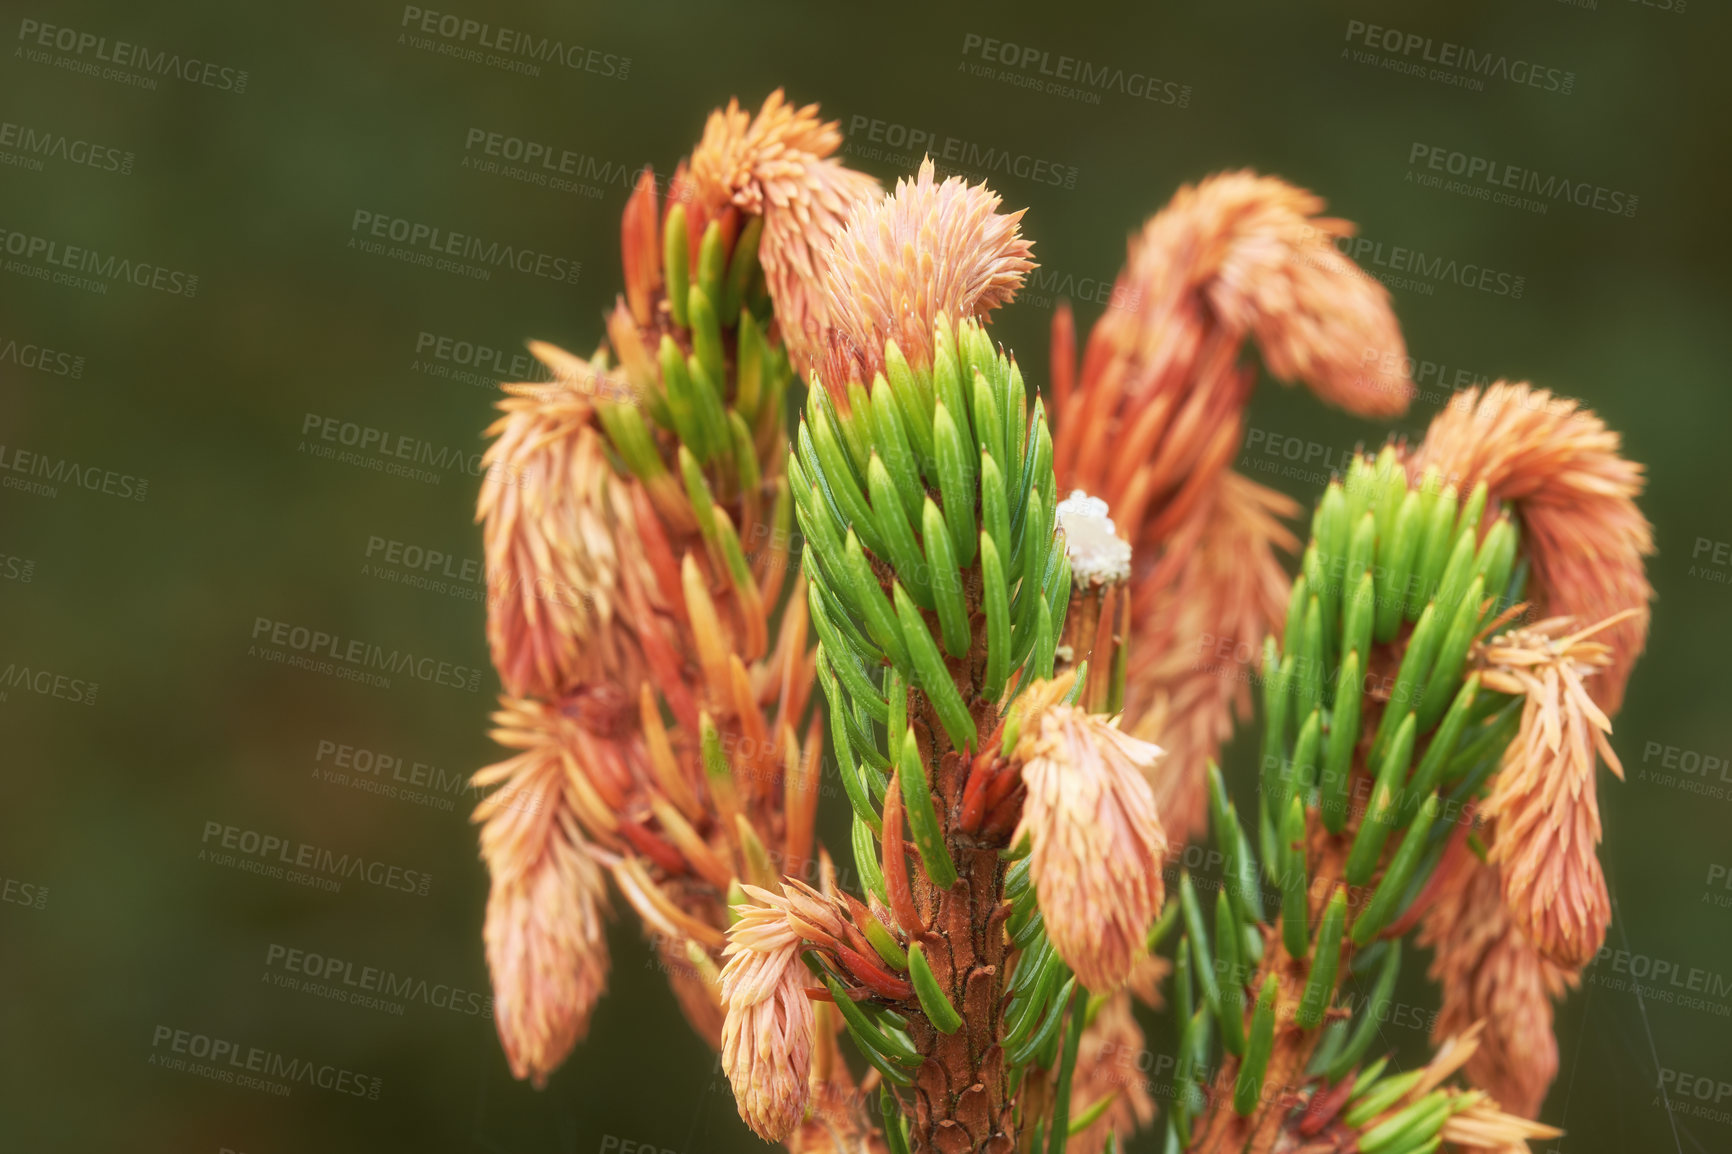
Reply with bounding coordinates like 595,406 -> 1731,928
1058,573 -> 1128,715
1190,813 -> 1367,1151
895,583 -> 1019,1154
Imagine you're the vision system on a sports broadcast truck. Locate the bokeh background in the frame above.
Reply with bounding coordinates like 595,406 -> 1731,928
5,1 -> 1731,1151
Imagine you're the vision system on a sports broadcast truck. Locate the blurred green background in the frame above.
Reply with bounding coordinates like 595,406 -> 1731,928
4,1 -> 1731,1151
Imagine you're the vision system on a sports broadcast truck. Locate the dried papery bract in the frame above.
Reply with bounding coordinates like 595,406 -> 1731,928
475,696 -> 631,1059
689,89 -> 883,377
482,833 -> 611,1089
473,702 -> 614,1086
1440,1098 -> 1565,1152
480,382 -> 641,701
1049,171 -> 1413,847
1418,849 -> 1575,1119
820,157 -> 1034,397
1410,381 -> 1653,711
470,94 -> 875,1107
720,889 -> 821,1141
1011,703 -> 1167,992
1479,614 -> 1633,969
